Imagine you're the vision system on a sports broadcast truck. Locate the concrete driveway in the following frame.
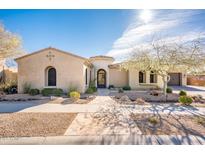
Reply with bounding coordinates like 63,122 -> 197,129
171,85 -> 205,98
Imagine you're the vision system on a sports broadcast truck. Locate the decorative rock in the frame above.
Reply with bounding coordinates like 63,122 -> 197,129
119,95 -> 131,103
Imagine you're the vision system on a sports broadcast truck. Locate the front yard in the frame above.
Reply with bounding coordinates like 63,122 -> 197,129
0,113 -> 77,137
131,113 -> 205,136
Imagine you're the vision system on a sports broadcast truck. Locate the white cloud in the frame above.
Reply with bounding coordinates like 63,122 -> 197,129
107,10 -> 203,60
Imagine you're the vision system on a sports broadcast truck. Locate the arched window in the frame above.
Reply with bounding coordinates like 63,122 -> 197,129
139,71 -> 146,83
46,67 -> 56,86
150,71 -> 157,83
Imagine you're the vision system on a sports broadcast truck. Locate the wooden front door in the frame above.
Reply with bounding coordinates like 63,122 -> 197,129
97,69 -> 106,88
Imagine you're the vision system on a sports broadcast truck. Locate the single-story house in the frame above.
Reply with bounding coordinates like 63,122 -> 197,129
15,47 -> 187,93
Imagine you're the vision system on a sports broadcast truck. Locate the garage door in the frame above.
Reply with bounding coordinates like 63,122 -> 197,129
168,73 -> 181,86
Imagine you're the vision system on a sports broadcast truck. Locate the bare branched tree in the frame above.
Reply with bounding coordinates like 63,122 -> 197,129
0,23 -> 24,60
121,36 -> 205,98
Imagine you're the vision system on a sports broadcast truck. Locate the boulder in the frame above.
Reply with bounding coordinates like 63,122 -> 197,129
118,95 -> 131,104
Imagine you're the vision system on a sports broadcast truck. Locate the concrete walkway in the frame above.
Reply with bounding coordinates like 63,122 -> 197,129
0,135 -> 204,145
65,96 -> 142,135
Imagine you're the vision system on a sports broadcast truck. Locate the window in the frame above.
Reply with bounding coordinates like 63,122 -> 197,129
85,68 -> 88,85
150,71 -> 157,83
47,67 -> 56,86
139,71 -> 146,83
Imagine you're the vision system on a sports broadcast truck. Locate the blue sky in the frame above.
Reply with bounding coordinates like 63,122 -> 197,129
0,9 -> 133,58
0,9 -> 205,65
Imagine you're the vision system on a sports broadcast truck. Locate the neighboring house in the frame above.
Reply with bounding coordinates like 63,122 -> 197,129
15,47 -> 187,93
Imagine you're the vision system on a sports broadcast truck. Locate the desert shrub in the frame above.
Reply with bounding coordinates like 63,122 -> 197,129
88,79 -> 97,92
179,96 -> 193,106
41,88 -> 63,96
195,116 -> 205,126
85,87 -> 94,94
148,116 -> 159,125
179,90 -> 187,96
122,85 -> 131,90
136,98 -> 145,104
0,81 -> 17,94
108,85 -> 114,89
118,88 -> 124,93
91,86 -> 97,92
29,89 -> 40,96
150,90 -> 160,96
192,95 -> 203,102
23,82 -> 32,94
166,87 -> 173,93
69,91 -> 80,101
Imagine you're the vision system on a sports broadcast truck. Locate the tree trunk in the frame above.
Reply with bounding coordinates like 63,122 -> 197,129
162,74 -> 170,102
162,76 -> 167,102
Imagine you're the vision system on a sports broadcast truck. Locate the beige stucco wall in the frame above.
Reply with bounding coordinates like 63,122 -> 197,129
90,58 -> 114,87
109,68 -> 128,87
128,69 -> 187,90
16,49 -> 87,93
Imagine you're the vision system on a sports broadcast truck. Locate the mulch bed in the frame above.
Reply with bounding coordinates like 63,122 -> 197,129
0,113 -> 77,137
131,113 -> 205,136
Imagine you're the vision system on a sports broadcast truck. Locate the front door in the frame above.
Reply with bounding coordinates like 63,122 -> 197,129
97,69 -> 106,88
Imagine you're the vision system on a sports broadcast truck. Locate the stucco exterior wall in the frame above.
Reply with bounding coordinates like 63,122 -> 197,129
90,59 -> 113,88
109,68 -> 128,87
16,49 -> 86,93
128,69 -> 187,90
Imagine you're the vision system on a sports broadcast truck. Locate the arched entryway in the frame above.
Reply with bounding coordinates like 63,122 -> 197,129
97,69 -> 106,88
46,67 -> 56,86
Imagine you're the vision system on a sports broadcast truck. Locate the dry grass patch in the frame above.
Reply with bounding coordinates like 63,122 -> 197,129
0,113 -> 77,137
131,113 -> 205,136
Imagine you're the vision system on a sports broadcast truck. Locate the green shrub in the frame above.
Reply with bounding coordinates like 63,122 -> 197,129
179,96 -> 193,106
29,89 -> 40,96
108,85 -> 114,89
166,87 -> 173,93
41,88 -> 63,96
85,87 -> 94,94
118,88 -> 124,93
122,85 -> 131,90
69,91 -> 80,101
148,116 -> 159,125
179,90 -> 187,96
91,86 -> 97,92
88,79 -> 97,92
22,82 -> 31,94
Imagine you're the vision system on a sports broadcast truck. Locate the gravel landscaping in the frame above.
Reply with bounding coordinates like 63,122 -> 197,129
110,91 -> 179,103
0,113 -> 77,137
110,91 -> 205,107
131,113 -> 205,136
48,96 -> 96,104
0,94 -> 48,101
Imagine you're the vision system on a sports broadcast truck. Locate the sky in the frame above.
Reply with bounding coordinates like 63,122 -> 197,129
0,9 -> 205,66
